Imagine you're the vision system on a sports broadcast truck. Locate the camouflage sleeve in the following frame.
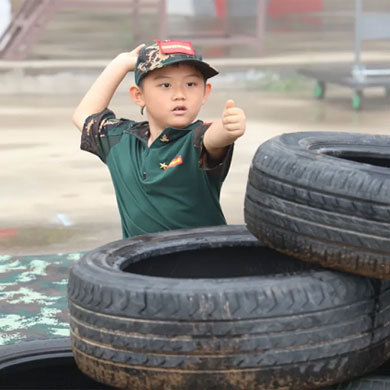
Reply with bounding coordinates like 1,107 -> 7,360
193,123 -> 234,183
81,108 -> 133,163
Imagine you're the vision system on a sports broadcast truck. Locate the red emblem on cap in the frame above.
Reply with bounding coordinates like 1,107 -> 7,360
156,40 -> 195,56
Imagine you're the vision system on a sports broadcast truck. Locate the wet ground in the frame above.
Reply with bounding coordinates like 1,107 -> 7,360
1,0 -> 390,255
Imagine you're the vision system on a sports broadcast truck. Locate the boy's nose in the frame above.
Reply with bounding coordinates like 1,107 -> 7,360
172,87 -> 185,100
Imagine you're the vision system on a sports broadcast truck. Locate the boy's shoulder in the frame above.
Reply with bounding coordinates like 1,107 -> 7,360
103,117 -> 125,126
86,108 -> 145,138
84,108 -> 129,133
101,118 -> 150,145
100,115 -> 136,132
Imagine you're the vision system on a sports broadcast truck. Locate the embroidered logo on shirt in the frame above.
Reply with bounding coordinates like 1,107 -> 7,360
160,134 -> 170,143
160,155 -> 183,171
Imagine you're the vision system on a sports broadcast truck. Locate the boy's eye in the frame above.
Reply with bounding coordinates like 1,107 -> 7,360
187,82 -> 197,87
161,83 -> 171,88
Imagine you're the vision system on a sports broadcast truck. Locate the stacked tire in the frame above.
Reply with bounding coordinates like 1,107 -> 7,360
68,132 -> 390,389
244,131 -> 390,388
244,132 -> 390,279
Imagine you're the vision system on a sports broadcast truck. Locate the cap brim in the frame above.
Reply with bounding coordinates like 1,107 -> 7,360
160,57 -> 219,80
189,59 -> 219,80
136,57 -> 219,85
172,58 -> 219,79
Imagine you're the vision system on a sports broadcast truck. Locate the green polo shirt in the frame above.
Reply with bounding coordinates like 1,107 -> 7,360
81,108 -> 233,238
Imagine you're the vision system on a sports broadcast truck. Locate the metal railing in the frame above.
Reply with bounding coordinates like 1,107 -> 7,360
0,0 -> 267,60
353,0 -> 390,79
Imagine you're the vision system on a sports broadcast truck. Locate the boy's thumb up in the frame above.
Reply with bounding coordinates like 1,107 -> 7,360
225,99 -> 235,110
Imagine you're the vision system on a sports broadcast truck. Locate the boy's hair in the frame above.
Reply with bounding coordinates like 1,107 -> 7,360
135,40 -> 218,86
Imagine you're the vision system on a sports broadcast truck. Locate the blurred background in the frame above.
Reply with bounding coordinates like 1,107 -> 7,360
1,0 -> 389,255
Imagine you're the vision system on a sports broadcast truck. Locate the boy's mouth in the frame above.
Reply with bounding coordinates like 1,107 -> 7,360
172,106 -> 187,114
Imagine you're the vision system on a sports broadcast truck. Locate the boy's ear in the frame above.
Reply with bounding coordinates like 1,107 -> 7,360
129,85 -> 145,107
202,82 -> 212,105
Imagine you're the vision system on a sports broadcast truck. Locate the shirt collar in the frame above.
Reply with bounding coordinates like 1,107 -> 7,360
127,120 -> 203,146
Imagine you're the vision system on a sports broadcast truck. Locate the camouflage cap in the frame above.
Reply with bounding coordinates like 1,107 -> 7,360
135,40 -> 219,86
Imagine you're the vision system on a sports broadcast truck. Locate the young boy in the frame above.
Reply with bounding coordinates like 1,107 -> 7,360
72,40 -> 246,238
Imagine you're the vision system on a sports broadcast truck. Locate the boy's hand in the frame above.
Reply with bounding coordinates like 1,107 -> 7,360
222,100 -> 246,141
116,44 -> 145,72
72,43 -> 145,131
203,99 -> 246,160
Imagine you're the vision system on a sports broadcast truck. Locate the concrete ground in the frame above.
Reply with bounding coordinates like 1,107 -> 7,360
1,77 -> 389,255
1,0 -> 390,255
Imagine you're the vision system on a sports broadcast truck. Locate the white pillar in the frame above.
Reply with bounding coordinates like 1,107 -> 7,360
167,0 -> 195,15
0,0 -> 11,36
0,0 -> 11,50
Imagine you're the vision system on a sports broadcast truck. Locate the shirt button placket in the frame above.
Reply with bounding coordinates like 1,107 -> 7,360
142,147 -> 149,180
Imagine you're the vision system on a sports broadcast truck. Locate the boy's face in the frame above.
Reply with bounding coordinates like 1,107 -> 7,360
135,63 -> 212,130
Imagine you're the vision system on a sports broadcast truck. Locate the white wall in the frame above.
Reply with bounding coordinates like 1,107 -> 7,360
168,0 -> 195,15
0,0 -> 10,35
168,0 -> 218,16
0,0 -> 11,49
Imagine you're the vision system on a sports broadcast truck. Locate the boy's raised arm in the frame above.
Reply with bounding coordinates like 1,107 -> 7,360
72,44 -> 145,131
203,99 -> 246,161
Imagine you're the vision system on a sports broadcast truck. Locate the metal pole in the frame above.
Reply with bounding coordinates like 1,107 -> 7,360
354,0 -> 362,70
256,0 -> 267,56
223,0 -> 230,38
159,0 -> 168,40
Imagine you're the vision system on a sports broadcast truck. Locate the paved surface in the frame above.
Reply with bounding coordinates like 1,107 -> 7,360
1,0 -> 390,255
1,81 -> 389,255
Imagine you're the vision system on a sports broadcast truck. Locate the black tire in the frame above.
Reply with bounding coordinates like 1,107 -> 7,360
68,225 -> 390,390
0,337 -> 111,389
323,360 -> 390,389
245,132 -> 390,279
327,377 -> 390,390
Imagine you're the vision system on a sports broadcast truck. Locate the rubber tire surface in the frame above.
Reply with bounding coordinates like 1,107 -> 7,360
327,377 -> 390,390
0,338 -> 111,389
324,360 -> 390,389
245,132 -> 390,279
68,225 -> 390,390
